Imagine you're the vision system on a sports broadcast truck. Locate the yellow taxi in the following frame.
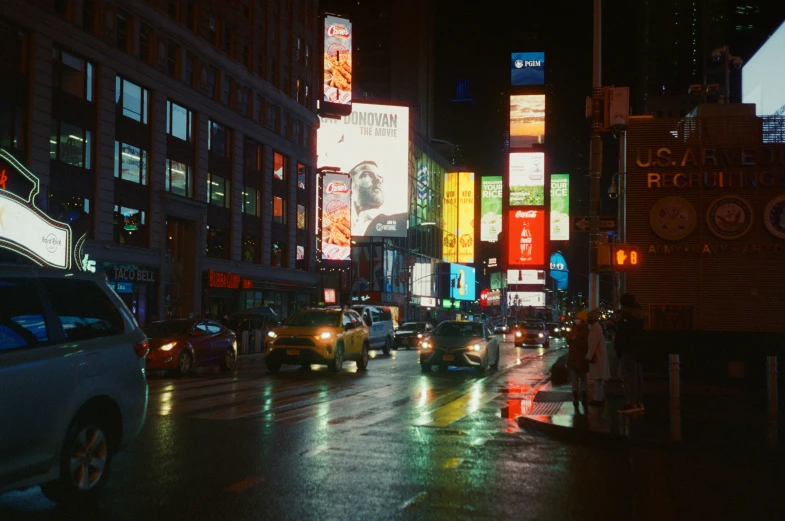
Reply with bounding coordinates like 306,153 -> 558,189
264,307 -> 370,372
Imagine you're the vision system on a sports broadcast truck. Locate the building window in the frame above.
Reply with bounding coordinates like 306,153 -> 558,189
244,137 -> 262,171
0,102 -> 26,153
297,163 -> 307,190
273,152 -> 285,180
165,158 -> 192,197
253,94 -> 264,123
52,47 -> 94,101
224,27 -> 233,56
186,0 -> 197,31
208,120 -> 228,157
296,244 -> 307,270
114,142 -> 147,185
273,196 -> 286,225
113,205 -> 147,247
50,119 -> 91,169
140,24 -> 152,63
167,0 -> 177,18
305,44 -> 310,67
115,77 -> 149,124
281,112 -> 288,138
221,74 -> 233,106
304,125 -> 311,151
208,16 -> 217,45
242,43 -> 250,68
207,173 -> 229,208
166,41 -> 179,77
271,241 -> 285,267
293,119 -> 302,145
205,66 -> 217,98
269,57 -> 278,87
185,52 -> 196,87
243,186 -> 260,216
237,86 -> 249,115
243,235 -> 259,263
305,84 -> 311,110
206,225 -> 229,259
266,103 -> 277,132
116,11 -> 130,51
294,37 -> 301,62
297,204 -> 306,230
294,78 -> 301,103
83,0 -> 96,33
166,101 -> 193,142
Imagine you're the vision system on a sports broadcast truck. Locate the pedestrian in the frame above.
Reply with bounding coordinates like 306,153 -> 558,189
586,309 -> 610,405
566,310 -> 590,410
615,293 -> 646,413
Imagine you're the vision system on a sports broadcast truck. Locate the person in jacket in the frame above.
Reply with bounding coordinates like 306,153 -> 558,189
566,310 -> 590,410
586,309 -> 610,405
615,293 -> 646,413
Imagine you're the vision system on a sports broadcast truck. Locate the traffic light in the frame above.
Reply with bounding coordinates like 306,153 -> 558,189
612,244 -> 641,270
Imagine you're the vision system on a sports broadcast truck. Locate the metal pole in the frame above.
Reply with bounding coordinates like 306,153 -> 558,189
724,52 -> 730,103
619,129 -> 627,296
588,0 -> 603,311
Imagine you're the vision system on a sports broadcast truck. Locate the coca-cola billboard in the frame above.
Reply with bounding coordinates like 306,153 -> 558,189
507,209 -> 546,267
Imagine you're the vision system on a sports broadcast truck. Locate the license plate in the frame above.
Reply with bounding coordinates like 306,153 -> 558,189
442,355 -> 454,361
286,349 -> 300,356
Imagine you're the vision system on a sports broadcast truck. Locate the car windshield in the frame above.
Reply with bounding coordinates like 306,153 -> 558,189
433,322 -> 484,338
524,322 -> 545,329
285,311 -> 341,328
143,321 -> 192,338
401,322 -> 425,331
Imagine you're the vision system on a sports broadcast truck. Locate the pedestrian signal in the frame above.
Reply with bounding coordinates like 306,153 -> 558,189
612,245 -> 641,270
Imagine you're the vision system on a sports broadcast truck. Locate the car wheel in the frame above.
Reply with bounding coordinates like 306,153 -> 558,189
40,410 -> 114,503
266,358 -> 281,372
490,347 -> 500,369
176,351 -> 193,376
544,340 -> 550,349
329,343 -> 344,372
420,362 -> 431,373
220,347 -> 236,371
356,342 -> 370,371
382,336 -> 392,355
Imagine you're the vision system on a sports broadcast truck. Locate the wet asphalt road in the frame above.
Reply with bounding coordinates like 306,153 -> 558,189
2,337 -> 783,521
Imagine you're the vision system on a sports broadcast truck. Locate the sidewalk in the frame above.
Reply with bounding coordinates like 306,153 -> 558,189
517,347 -> 785,454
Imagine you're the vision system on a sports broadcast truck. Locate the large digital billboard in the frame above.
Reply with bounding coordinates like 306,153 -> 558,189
413,262 -> 433,297
742,20 -> 785,116
481,176 -> 502,242
323,15 -> 352,115
509,152 -> 545,206
449,263 -> 476,301
510,95 -> 545,148
508,291 -> 545,307
511,52 -> 545,86
506,269 -> 546,285
320,172 -> 351,261
317,103 -> 409,237
443,172 -> 475,263
550,173 -> 570,240
507,209 -> 546,267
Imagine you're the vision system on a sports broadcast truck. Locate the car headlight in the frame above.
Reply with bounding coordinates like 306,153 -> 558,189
421,341 -> 431,350
417,333 -> 423,338
317,331 -> 333,340
472,343 -> 482,352
267,331 -> 277,339
554,328 -> 560,332
159,342 -> 176,351
538,333 -> 544,338
515,331 -> 522,337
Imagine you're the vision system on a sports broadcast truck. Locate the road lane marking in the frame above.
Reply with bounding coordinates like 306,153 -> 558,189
401,491 -> 428,509
223,477 -> 261,493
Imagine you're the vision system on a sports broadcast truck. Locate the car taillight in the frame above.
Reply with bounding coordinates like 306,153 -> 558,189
133,342 -> 149,358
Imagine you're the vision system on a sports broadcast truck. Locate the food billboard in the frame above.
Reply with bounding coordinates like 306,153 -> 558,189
323,15 -> 352,115
481,176 -> 502,242
320,172 -> 352,261
550,173 -> 570,240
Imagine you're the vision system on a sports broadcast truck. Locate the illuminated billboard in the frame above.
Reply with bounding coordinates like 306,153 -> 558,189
442,172 -> 475,263
320,172 -> 351,261
506,269 -> 546,285
449,263 -> 476,301
481,176 -> 502,242
550,173 -> 570,240
323,15 -> 352,114
507,209 -> 546,267
510,95 -> 545,148
509,152 -> 545,206
742,20 -> 785,115
508,291 -> 545,307
317,103 -> 410,237
511,52 -> 545,86
413,262 -> 433,297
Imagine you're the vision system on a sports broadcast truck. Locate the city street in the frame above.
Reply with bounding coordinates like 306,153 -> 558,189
1,337 -> 782,521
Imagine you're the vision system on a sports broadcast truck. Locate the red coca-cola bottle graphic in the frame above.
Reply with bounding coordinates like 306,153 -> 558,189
519,222 -> 532,261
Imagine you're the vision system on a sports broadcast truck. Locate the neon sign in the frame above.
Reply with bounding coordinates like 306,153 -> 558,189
0,150 -> 72,269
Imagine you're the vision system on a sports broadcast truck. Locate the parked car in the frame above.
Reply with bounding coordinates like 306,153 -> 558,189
393,321 -> 433,349
419,320 -> 500,373
512,319 -> 550,348
350,305 -> 395,355
265,307 -> 370,372
143,319 -> 237,375
0,267 -> 148,502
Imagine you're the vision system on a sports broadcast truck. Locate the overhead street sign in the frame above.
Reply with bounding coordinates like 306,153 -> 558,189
571,216 -> 617,233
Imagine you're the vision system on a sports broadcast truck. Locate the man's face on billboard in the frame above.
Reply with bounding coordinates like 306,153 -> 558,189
352,162 -> 384,210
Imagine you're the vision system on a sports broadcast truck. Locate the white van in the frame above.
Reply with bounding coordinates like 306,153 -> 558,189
351,305 -> 395,355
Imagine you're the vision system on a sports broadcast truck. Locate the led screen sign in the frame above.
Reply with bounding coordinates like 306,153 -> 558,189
322,15 -> 352,116
550,173 -> 570,240
507,209 -> 546,267
511,52 -> 545,86
0,150 -> 72,269
317,103 -> 409,237
443,172 -> 475,263
320,172 -> 352,261
742,20 -> 785,116
449,263 -> 476,301
506,269 -> 546,285
508,291 -> 545,307
510,95 -> 545,148
509,152 -> 545,206
481,176 -> 502,242
413,262 -> 433,297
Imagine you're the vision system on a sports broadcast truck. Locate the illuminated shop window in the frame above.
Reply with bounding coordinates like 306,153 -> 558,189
114,141 -> 147,185
166,101 -> 193,142
207,172 -> 229,208
297,163 -> 307,190
113,205 -> 147,247
271,241 -> 286,267
297,204 -> 306,230
50,119 -> 92,169
52,47 -> 94,101
273,196 -> 286,225
243,235 -> 260,263
115,77 -> 149,123
243,186 -> 260,216
206,225 -> 229,259
273,151 -> 285,180
165,158 -> 192,197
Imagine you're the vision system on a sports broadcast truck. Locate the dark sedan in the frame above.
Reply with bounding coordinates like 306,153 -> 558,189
419,321 -> 500,373
144,319 -> 237,375
393,321 -> 433,349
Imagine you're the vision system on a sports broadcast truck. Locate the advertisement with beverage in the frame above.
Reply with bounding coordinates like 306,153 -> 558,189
449,263 -> 476,301
317,103 -> 409,237
511,52 -> 545,86
510,95 -> 545,148
509,152 -> 545,206
320,172 -> 352,261
481,176 -> 502,242
507,209 -> 546,267
323,15 -> 352,110
550,173 -> 570,240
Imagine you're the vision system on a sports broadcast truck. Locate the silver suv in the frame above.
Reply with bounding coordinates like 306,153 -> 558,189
0,267 -> 149,502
